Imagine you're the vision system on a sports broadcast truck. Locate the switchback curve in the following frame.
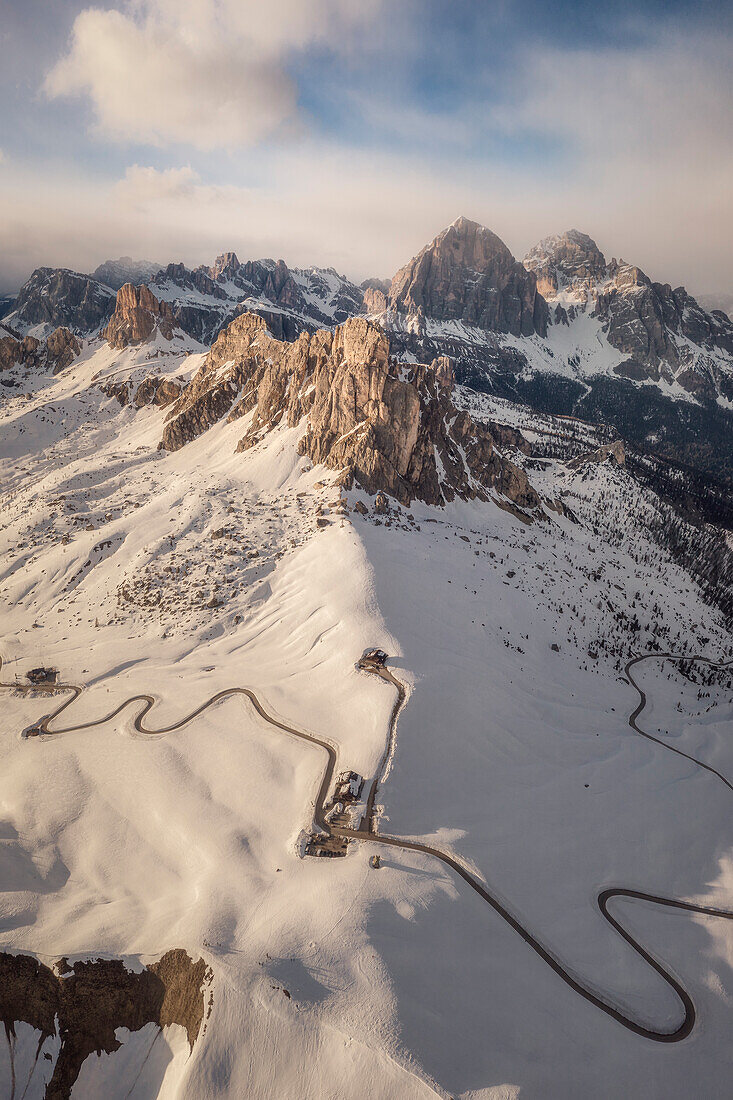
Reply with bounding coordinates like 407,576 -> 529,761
624,653 -> 733,792
2,653 -> 732,1044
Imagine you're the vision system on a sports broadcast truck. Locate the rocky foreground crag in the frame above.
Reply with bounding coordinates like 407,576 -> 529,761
160,313 -> 541,514
0,326 -> 80,379
103,282 -> 180,349
0,948 -> 211,1100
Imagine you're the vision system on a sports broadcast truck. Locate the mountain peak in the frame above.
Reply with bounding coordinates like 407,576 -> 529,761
93,257 -> 162,291
450,214 -> 481,231
388,219 -> 547,338
523,231 -> 607,299
210,251 -> 241,281
104,283 -> 180,349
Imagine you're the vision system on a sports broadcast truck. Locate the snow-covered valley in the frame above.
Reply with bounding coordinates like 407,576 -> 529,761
1,329 -> 731,1099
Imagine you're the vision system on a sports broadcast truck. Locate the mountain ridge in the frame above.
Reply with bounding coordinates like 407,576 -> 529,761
4,219 -> 733,488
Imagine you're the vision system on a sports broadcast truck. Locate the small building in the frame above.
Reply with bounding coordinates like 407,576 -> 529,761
26,667 -> 58,685
336,771 -> 364,802
358,648 -> 388,670
305,834 -> 348,858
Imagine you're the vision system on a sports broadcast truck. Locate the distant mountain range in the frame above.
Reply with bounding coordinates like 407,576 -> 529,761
3,219 -> 733,485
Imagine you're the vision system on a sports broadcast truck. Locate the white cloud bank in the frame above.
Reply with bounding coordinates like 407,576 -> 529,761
1,12 -> 730,296
44,0 -> 385,149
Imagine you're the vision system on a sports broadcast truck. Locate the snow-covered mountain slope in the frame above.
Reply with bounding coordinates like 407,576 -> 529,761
371,222 -> 733,488
523,230 -> 733,402
1,327 -> 731,1098
6,222 -> 733,488
4,269 -> 116,340
149,254 -> 366,344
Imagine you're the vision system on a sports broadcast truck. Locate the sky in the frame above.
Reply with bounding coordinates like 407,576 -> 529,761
1,0 -> 732,296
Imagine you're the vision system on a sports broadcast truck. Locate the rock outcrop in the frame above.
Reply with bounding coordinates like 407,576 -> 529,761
45,327 -> 82,372
104,283 -> 178,349
361,277 -> 390,315
103,375 -> 182,408
93,256 -> 162,290
0,327 -> 81,376
523,231 -> 733,401
388,217 -> 548,338
0,948 -> 211,1100
160,313 -> 542,514
4,268 -> 115,337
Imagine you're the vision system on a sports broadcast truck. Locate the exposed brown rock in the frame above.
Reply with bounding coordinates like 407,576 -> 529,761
0,948 -> 211,1100
0,333 -> 40,372
101,375 -> 182,408
363,286 -> 388,314
160,313 -> 542,515
46,328 -> 81,374
0,327 -> 80,376
432,355 -> 455,390
389,217 -> 548,338
133,376 -> 182,408
102,380 -> 130,405
104,283 -> 178,349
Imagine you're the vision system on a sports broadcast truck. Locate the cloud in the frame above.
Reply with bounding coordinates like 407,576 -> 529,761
117,164 -> 200,203
2,14 -> 730,297
506,29 -> 733,167
44,0 -> 385,150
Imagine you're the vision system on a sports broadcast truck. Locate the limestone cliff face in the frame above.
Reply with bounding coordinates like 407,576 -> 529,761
0,327 -> 80,376
5,268 -> 115,337
388,217 -> 548,338
160,313 -> 542,514
104,283 -> 178,349
0,949 -> 210,1100
523,231 -> 733,400
523,230 -> 607,302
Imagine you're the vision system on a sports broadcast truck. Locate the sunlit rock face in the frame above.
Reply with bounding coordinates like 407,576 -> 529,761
388,216 -> 549,338
160,313 -> 541,514
104,283 -> 179,349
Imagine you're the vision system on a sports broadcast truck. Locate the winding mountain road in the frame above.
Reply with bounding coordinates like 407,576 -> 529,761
624,653 -> 732,792
2,650 -> 732,1044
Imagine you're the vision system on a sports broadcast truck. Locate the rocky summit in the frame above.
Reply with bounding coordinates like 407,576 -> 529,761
160,313 -> 541,513
388,216 -> 548,338
92,256 -> 163,291
4,217 -> 733,488
4,268 -> 115,338
524,230 -> 733,400
523,230 -> 608,302
104,283 -> 180,349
